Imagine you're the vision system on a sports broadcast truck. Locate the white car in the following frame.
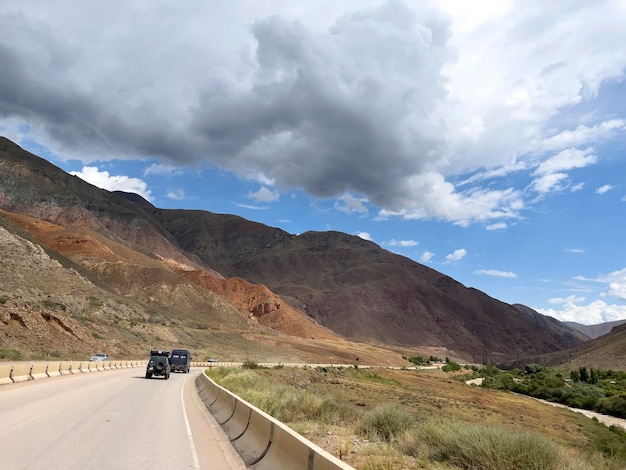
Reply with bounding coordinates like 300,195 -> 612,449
89,353 -> 109,362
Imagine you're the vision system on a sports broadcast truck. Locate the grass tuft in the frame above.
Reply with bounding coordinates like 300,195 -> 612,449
412,418 -> 560,470
359,403 -> 417,442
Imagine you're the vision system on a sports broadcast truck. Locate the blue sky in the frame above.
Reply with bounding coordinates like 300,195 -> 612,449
1,1 -> 625,325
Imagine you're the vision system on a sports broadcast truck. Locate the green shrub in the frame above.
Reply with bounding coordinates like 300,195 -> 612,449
0,348 -> 23,360
206,368 -> 356,425
582,419 -> 626,461
242,359 -> 259,369
40,299 -> 66,311
415,418 -> 559,470
360,403 -> 416,442
407,356 -> 425,365
442,360 -> 461,372
595,395 -> 626,419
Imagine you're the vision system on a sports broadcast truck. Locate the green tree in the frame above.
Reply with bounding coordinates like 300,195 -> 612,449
484,363 -> 500,377
525,363 -> 542,375
579,366 -> 589,384
442,361 -> 461,372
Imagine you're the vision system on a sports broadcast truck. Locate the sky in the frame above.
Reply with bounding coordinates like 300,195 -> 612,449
1,0 -> 625,326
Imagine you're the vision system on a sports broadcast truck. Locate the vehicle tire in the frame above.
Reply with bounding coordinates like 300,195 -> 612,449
165,373 -> 170,380
145,373 -> 152,379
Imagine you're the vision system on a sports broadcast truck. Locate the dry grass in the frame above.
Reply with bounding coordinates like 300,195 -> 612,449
207,366 -> 626,469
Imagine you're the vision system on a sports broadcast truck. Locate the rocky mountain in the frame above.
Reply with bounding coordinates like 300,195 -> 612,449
0,136 -> 587,362
565,320 -> 626,340
515,322 -> 626,371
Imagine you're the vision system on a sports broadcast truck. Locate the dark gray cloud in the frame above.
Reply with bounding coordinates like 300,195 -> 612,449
0,0 -> 624,224
191,7 -> 452,210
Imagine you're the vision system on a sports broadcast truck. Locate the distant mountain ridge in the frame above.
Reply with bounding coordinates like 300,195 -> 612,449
516,322 -> 626,371
0,136 -> 588,362
565,320 -> 626,339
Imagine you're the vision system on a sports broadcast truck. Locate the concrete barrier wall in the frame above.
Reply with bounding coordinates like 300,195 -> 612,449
30,362 -> 48,380
222,400 -> 252,441
10,363 -> 32,383
212,390 -> 238,425
0,364 -> 13,385
47,362 -> 62,377
60,361 -> 74,374
195,373 -> 354,470
1,360 -> 341,387
0,360 -> 147,385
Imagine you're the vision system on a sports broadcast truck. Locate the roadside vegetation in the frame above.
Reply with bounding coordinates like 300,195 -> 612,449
206,365 -> 626,469
478,363 -> 626,421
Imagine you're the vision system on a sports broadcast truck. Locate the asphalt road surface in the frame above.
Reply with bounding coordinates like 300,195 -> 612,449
0,367 -> 246,470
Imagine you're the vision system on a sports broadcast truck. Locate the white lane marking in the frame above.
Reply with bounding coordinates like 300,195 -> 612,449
181,375 -> 201,470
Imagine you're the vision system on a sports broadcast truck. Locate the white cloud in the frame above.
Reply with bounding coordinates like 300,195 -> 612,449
533,148 -> 597,176
235,203 -> 267,210
166,189 -> 186,200
420,251 -> 434,263
378,176 -> 524,227
565,248 -> 585,253
474,269 -> 517,279
335,193 -> 368,215
531,173 -> 569,195
144,163 -> 185,177
538,300 -> 626,325
248,186 -> 280,203
444,248 -> 466,263
571,268 -> 626,301
540,269 -> 626,323
596,184 -> 614,195
70,166 -> 152,201
598,268 -> 626,301
547,295 -> 586,305
486,222 -> 507,231
540,120 -> 626,152
356,232 -> 372,241
386,239 -> 419,247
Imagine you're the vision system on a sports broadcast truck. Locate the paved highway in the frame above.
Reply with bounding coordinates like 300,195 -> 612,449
0,367 -> 246,470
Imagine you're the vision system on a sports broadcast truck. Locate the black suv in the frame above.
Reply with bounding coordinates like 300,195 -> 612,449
145,350 -> 171,379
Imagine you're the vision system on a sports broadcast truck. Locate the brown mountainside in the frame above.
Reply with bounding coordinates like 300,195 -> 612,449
0,136 -> 586,362
565,319 -> 626,340
152,213 -> 586,362
515,323 -> 626,371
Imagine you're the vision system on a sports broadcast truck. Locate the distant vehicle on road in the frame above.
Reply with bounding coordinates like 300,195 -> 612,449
89,353 -> 109,362
170,349 -> 191,373
207,358 -> 219,363
146,350 -> 170,379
